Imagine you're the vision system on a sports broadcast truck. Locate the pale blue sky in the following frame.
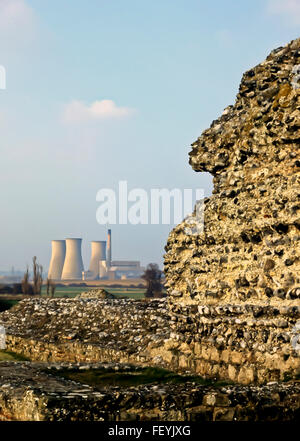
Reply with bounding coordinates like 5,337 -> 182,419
0,0 -> 299,271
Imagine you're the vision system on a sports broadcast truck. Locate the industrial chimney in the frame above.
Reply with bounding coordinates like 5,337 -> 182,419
107,229 -> 112,268
61,238 -> 84,280
48,240 -> 66,280
89,241 -> 106,279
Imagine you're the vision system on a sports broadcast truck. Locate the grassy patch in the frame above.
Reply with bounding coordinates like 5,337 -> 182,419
0,350 -> 29,362
0,299 -> 19,312
41,286 -> 84,298
51,366 -> 230,389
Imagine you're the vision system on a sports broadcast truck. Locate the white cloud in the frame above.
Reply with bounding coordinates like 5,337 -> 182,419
0,0 -> 36,49
62,99 -> 135,124
0,0 -> 34,30
267,0 -> 300,25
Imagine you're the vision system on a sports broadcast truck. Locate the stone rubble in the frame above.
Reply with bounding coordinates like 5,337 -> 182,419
78,289 -> 117,299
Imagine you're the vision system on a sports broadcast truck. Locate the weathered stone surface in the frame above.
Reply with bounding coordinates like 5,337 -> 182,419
0,298 -> 299,384
0,361 -> 299,421
164,38 -> 300,306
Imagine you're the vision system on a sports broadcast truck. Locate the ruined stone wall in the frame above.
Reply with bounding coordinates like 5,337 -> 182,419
1,40 -> 299,387
1,298 -> 299,384
164,38 -> 300,305
155,302 -> 299,384
0,362 -> 299,421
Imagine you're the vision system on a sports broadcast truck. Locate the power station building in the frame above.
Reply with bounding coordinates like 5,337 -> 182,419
48,230 -> 144,281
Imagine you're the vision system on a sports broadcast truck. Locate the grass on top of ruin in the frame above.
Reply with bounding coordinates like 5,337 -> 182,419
50,366 -> 231,389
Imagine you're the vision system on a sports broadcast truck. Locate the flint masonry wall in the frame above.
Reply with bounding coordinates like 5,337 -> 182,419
164,38 -> 300,305
0,298 -> 170,366
161,38 -> 300,383
161,302 -> 299,384
1,298 -> 299,384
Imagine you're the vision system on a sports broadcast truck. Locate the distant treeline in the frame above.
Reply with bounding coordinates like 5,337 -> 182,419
0,283 -> 27,295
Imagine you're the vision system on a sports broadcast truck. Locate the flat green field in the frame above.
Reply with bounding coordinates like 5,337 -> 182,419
0,287 -> 161,312
41,286 -> 146,299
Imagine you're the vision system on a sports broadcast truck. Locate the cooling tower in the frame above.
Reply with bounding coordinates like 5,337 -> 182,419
61,238 -> 84,280
48,240 -> 66,280
99,260 -> 108,279
89,241 -> 106,279
107,229 -> 112,268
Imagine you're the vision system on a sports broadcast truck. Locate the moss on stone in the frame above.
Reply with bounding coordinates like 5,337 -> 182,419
51,366 -> 231,389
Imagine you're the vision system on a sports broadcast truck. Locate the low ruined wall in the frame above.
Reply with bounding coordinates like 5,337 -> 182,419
5,335 -> 147,365
1,298 -> 299,384
0,362 -> 299,421
153,303 -> 300,384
